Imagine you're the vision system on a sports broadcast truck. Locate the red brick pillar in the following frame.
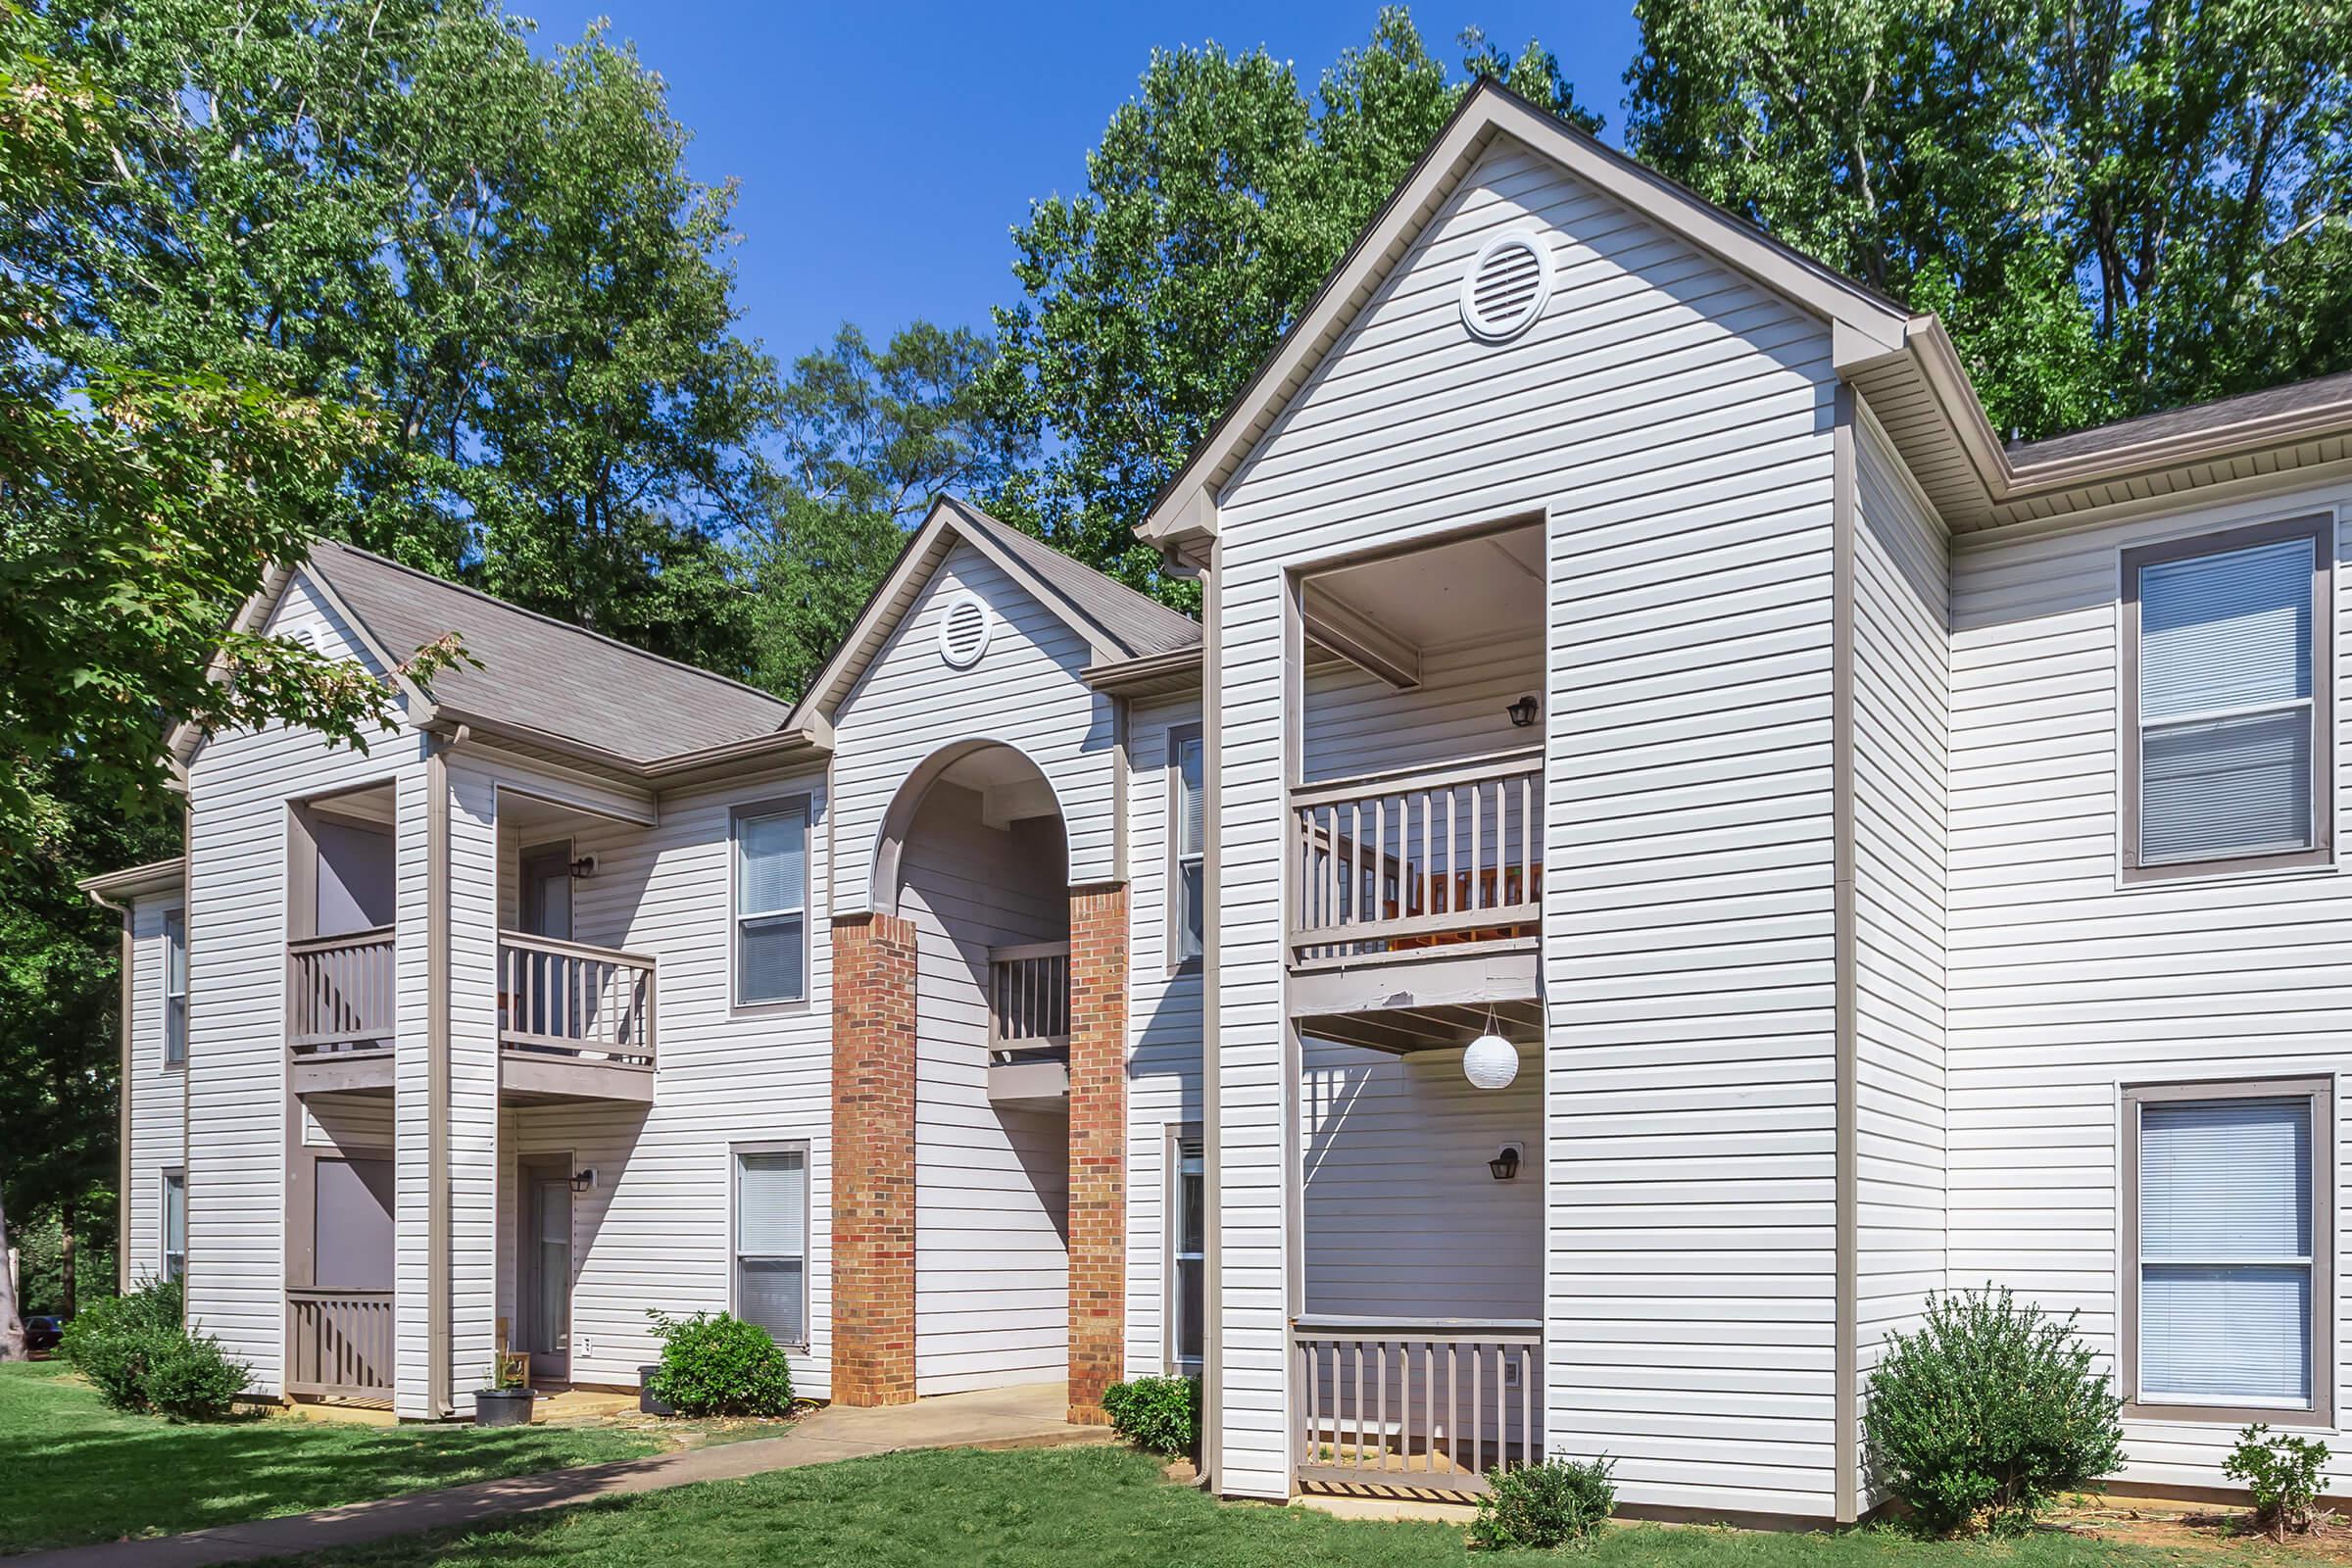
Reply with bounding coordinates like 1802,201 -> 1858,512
1066,882 -> 1129,1424
830,911 -> 919,1406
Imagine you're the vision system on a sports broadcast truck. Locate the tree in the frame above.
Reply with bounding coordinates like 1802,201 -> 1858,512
747,322 -> 1032,699
37,0 -> 778,669
1623,0 -> 2352,440
989,9 -> 1598,601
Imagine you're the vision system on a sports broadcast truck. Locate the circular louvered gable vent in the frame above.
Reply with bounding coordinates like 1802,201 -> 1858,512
1460,231 -> 1552,342
938,590 -> 993,668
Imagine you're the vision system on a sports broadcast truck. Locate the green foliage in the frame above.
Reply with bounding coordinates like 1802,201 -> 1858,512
989,8 -> 1596,601
647,1309 -> 794,1417
1101,1374 -> 1201,1456
1624,0 -> 2352,441
1862,1286 -> 2125,1535
2224,1423 -> 2332,1539
60,1279 -> 249,1420
1471,1454 -> 1616,1551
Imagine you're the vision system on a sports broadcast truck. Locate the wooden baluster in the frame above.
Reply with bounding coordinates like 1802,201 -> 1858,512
1352,1338 -> 1366,1470
1377,1341 -> 1390,1472
1472,1343 -> 1485,1479
1520,1344 -> 1534,1471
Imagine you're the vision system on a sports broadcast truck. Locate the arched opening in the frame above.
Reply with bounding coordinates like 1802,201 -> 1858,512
875,741 -> 1073,1397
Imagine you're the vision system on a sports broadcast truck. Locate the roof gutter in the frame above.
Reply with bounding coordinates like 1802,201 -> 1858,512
421,708 -> 830,789
1080,646 -> 1204,699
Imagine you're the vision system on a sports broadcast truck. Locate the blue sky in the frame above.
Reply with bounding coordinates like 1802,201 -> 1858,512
518,2 -> 1643,370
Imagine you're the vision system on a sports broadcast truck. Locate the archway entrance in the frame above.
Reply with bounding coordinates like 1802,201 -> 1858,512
879,743 -> 1073,1397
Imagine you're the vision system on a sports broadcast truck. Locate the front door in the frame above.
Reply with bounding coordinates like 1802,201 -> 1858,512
515,1155 -> 572,1382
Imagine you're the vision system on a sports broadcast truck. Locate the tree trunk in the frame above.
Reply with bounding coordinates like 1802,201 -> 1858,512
61,1196 -> 76,1320
0,1182 -> 26,1362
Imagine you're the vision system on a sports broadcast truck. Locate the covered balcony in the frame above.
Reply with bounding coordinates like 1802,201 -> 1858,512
286,785 -> 398,1096
1287,519 -> 1544,1052
987,941 -> 1069,1110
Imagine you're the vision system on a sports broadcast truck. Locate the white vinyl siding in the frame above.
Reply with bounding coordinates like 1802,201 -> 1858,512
1213,136 -> 1842,1511
734,800 -> 809,1005
1948,482 -> 2352,1489
2127,522 -> 2328,871
123,894 -> 187,1289
734,1146 -> 809,1348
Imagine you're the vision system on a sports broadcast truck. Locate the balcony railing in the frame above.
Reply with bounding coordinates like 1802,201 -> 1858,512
286,1287 -> 395,1400
497,932 -> 656,1068
286,927 -> 397,1058
1288,747 -> 1543,964
1293,1316 -> 1544,1498
989,942 -> 1069,1065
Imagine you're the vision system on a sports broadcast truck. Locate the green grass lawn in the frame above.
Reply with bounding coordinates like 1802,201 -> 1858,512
0,1359 -> 663,1556
299,1444 -> 2295,1568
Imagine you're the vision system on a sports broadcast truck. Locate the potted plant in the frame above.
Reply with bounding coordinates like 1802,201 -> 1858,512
474,1351 -> 535,1427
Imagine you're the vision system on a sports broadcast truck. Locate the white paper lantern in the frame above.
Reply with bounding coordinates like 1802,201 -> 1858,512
1462,1031 -> 1520,1091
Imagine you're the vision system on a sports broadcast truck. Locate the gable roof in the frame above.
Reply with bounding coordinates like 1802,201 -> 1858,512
792,496 -> 1200,725
2007,368 -> 2352,471
294,540 -> 792,764
1136,79 -> 1914,548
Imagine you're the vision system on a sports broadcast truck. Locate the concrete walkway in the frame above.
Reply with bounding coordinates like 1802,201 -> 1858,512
17,1382 -> 1108,1568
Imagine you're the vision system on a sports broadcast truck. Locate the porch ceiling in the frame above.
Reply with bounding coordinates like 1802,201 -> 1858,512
1305,525 -> 1543,656
1297,996 -> 1542,1055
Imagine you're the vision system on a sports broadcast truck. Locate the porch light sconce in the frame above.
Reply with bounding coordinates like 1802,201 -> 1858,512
1506,695 -> 1539,728
567,855 -> 598,879
1488,1145 -> 1522,1182
569,1168 -> 597,1193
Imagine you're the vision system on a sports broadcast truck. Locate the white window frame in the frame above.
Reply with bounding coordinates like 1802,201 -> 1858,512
161,1167 -> 186,1285
2120,514 -> 2334,882
1167,725 -> 1204,972
2121,1076 -> 2334,1426
728,1141 -> 809,1350
163,904 -> 188,1069
730,796 -> 811,1012
1165,1124 -> 1204,1373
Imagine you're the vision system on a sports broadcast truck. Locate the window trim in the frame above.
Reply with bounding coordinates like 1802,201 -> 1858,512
1164,1122 -> 1204,1374
728,1140 -> 810,1351
2120,514 -> 2334,884
160,1166 -> 187,1287
162,903 -> 188,1070
2120,1076 -> 2334,1427
729,796 -> 812,1014
1165,725 -> 1204,975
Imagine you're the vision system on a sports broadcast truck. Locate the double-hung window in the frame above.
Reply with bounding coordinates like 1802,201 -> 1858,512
732,1146 -> 808,1347
2125,1080 -> 2333,1423
161,1168 -> 187,1284
734,799 -> 808,1006
2123,516 -> 2331,878
1168,1132 -> 1204,1369
1171,729 -> 1204,965
164,907 -> 188,1067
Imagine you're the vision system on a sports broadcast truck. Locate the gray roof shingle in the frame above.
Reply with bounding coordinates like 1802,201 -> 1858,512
2008,368 -> 2352,469
940,498 -> 1201,659
303,539 -> 792,762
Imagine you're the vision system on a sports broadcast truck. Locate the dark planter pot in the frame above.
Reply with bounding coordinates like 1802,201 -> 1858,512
474,1388 -> 536,1427
638,1366 -> 676,1417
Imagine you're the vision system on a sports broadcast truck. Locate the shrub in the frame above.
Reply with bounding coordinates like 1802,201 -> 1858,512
61,1279 -> 250,1420
646,1310 -> 793,1417
1471,1455 -> 1615,1551
1862,1286 -> 2124,1535
2225,1424 -> 2332,1539
1102,1375 -> 1200,1457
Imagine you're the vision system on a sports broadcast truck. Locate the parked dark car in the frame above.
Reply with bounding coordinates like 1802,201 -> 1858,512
24,1315 -> 63,1353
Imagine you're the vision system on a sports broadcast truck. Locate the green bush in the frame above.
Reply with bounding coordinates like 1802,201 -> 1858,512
1101,1375 -> 1200,1457
1471,1455 -> 1615,1551
2225,1423 -> 2332,1539
60,1278 -> 250,1420
647,1310 -> 793,1417
1862,1286 -> 2124,1535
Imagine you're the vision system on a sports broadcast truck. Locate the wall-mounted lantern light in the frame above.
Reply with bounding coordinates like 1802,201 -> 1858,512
1488,1146 -> 1522,1182
1506,695 -> 1539,728
569,1168 -> 598,1193
567,855 -> 599,879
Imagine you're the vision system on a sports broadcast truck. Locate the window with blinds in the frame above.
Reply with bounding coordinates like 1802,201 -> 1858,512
2130,1085 -> 2330,1417
734,799 -> 808,1005
2126,518 -> 2329,875
1172,730 -> 1204,964
164,907 -> 188,1067
162,1168 -> 186,1284
733,1147 -> 808,1347
1170,1135 -> 1204,1367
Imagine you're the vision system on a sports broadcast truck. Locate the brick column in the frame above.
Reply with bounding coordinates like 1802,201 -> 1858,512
829,911 -> 919,1406
1066,882 -> 1129,1424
